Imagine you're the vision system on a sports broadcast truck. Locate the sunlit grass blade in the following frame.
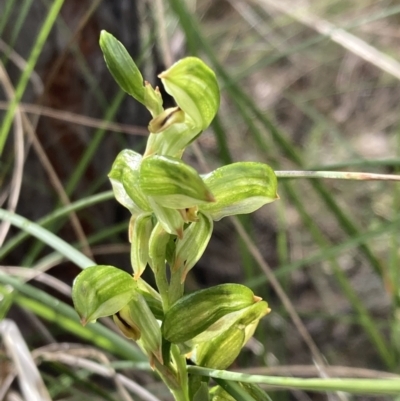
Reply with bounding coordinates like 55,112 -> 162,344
0,191 -> 113,260
0,208 -> 93,268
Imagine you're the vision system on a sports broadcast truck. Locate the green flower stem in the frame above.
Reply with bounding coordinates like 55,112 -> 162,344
149,224 -> 172,311
168,268 -> 184,306
187,366 -> 400,395
154,264 -> 170,312
171,344 -> 189,401
153,359 -> 188,401
275,170 -> 400,181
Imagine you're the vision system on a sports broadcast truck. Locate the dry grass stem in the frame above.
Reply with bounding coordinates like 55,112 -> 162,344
0,102 -> 148,136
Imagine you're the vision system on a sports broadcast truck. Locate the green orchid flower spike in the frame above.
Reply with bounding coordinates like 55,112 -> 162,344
72,30 -> 279,401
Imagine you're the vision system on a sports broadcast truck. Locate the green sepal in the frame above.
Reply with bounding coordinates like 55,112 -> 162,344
108,150 -> 148,214
149,198 -> 184,238
116,295 -> 163,364
195,324 -> 245,369
162,284 -> 257,343
159,57 -> 220,131
108,165 -> 142,216
72,265 -> 137,325
109,149 -> 151,212
173,212 -> 213,282
200,162 -> 279,221
130,214 -> 153,279
99,31 -> 145,104
193,301 -> 270,369
140,155 -> 215,209
193,300 -> 270,344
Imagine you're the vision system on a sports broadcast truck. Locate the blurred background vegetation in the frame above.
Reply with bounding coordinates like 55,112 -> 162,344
1,0 -> 400,400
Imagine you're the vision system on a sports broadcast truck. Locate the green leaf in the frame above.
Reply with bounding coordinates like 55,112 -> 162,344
130,214 -> 153,279
99,30 -> 145,103
162,284 -> 258,343
140,155 -> 215,209
200,162 -> 279,221
72,265 -> 137,325
159,57 -> 220,130
173,212 -> 213,282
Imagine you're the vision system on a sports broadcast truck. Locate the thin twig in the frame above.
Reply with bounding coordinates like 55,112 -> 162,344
34,349 -> 161,401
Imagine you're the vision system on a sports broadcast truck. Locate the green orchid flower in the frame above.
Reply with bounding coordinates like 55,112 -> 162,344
72,31 -> 280,401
